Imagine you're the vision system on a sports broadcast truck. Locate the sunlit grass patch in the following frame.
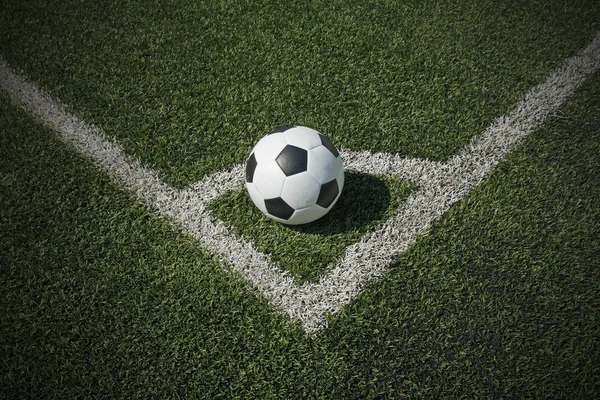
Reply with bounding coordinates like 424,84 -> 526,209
210,172 -> 416,283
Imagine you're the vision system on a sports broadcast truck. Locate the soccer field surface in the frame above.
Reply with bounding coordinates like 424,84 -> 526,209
2,1 -> 600,398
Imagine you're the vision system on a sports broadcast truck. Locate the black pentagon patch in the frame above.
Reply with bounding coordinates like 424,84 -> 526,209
319,134 -> 340,158
270,125 -> 295,134
246,153 -> 257,183
316,179 -> 339,208
265,197 -> 295,220
276,145 -> 308,176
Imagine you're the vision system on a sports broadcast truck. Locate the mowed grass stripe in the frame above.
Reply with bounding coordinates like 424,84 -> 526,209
1,0 -> 600,187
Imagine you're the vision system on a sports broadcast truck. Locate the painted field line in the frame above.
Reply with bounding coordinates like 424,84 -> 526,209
1,32 -> 599,333
183,32 -> 600,332
301,32 -> 600,330
0,59 -> 177,210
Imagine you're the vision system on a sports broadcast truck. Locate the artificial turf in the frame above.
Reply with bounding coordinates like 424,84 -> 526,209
0,93 -> 328,398
2,0 -> 600,398
1,0 -> 599,187
1,67 -> 599,399
325,70 -> 600,398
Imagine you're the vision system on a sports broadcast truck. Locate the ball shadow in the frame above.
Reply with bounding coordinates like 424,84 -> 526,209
288,171 -> 391,236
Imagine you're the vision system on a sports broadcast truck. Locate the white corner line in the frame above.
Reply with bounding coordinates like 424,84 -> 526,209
291,31 -> 600,331
0,59 -> 177,207
1,31 -> 599,333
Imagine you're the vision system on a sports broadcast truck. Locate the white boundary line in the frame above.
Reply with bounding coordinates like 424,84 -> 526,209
1,32 -> 599,332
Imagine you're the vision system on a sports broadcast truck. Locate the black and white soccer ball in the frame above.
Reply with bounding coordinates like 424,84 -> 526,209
245,126 -> 344,225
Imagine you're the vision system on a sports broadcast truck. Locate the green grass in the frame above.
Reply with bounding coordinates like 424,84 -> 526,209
1,0 -> 600,187
2,0 -> 600,398
0,93 -> 332,398
326,71 -> 600,397
210,173 -> 416,284
2,68 -> 599,398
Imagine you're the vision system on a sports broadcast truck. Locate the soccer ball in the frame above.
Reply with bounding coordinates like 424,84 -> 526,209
245,126 -> 344,225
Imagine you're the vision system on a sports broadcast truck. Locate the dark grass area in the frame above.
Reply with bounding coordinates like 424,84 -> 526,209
324,71 -> 600,398
0,95 -> 341,398
1,0 -> 599,187
210,172 -> 416,284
